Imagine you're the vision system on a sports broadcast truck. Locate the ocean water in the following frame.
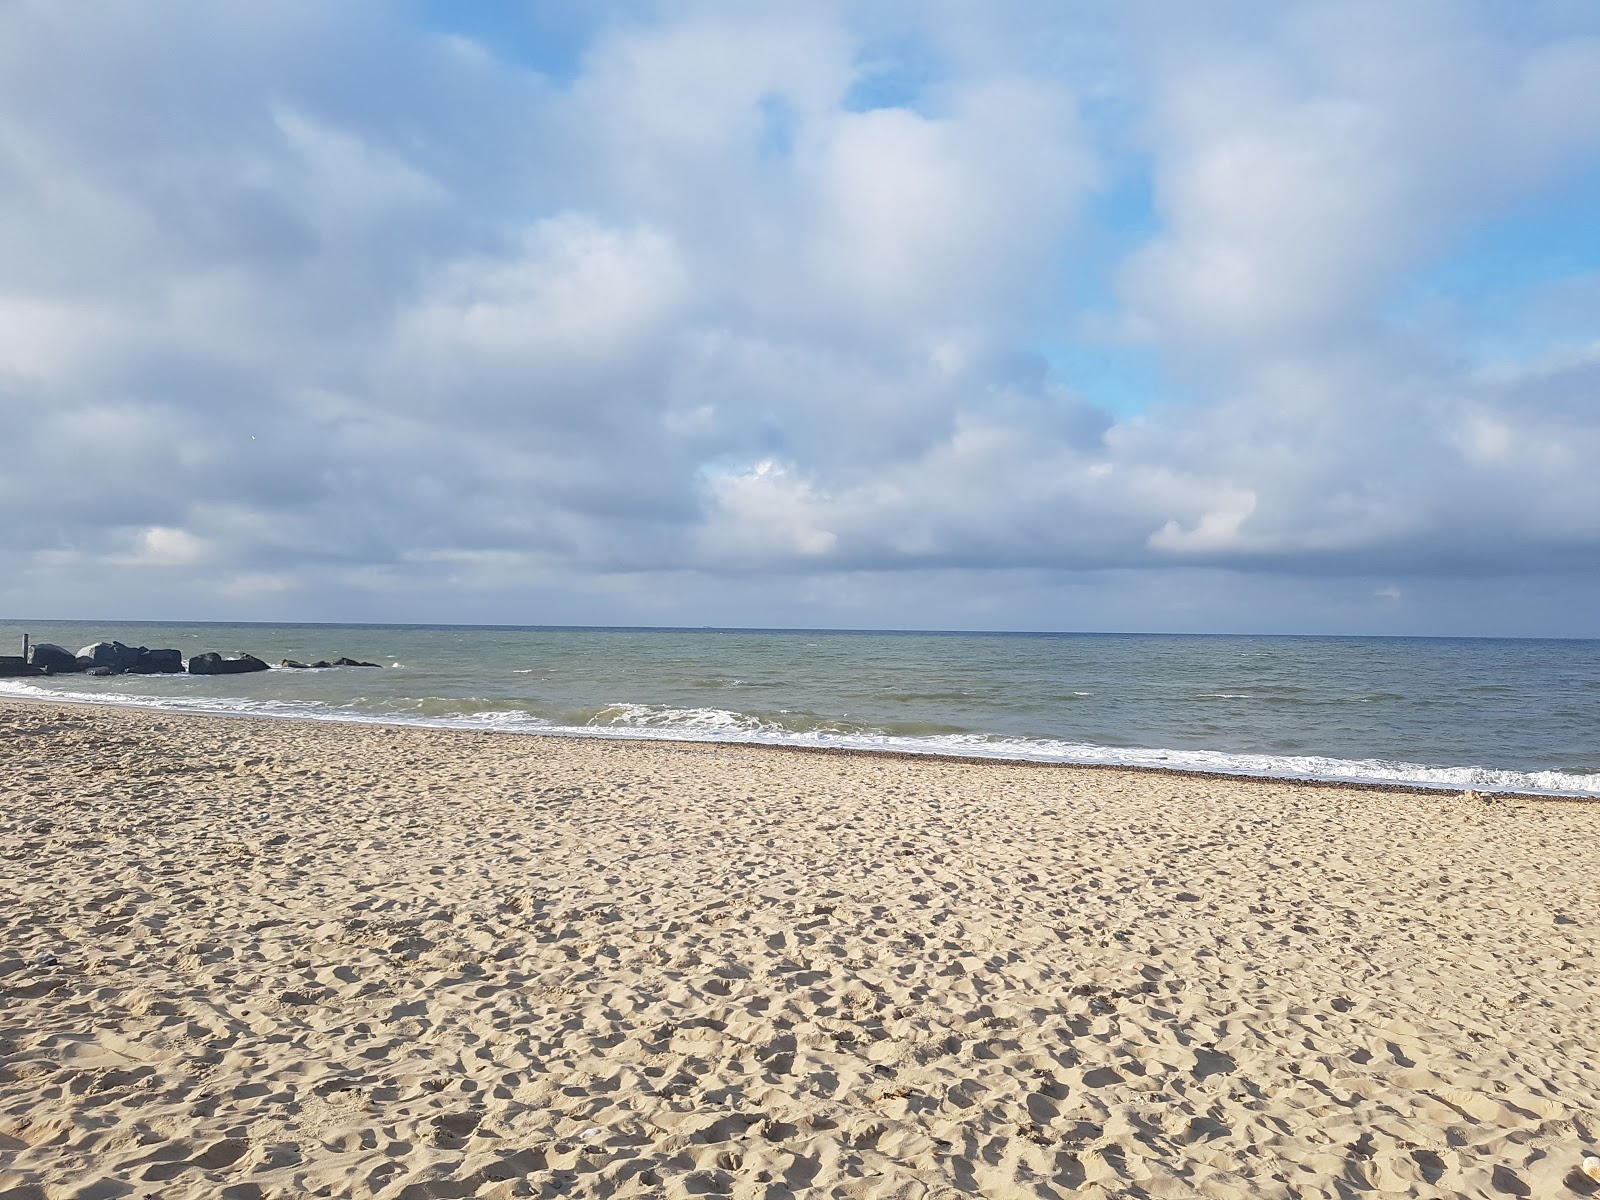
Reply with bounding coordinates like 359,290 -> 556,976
2,621 -> 1597,796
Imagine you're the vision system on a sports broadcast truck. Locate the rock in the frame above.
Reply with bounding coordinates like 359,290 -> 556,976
281,659 -> 310,669
331,657 -> 380,667
84,666 -> 115,677
127,648 -> 183,674
310,661 -> 332,669
27,643 -> 81,674
0,655 -> 41,677
76,641 -> 144,672
188,652 -> 271,675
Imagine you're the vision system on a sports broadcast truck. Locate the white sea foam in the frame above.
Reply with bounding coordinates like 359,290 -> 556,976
3,677 -> 1596,797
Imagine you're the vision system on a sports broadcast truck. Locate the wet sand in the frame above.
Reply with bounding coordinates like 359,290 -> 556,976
2,698 -> 1597,1199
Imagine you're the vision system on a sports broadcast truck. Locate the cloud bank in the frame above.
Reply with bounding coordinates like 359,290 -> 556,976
3,0 -> 1600,634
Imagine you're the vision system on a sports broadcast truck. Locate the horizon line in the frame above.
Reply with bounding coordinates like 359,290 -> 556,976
2,618 -> 1595,643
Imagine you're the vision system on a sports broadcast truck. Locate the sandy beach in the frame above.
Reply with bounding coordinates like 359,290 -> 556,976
2,698 -> 1597,1199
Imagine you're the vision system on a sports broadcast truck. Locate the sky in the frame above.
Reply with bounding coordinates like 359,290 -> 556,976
2,1 -> 1600,636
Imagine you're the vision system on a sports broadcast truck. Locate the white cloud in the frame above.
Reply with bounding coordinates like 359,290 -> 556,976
215,571 -> 297,598
0,294 -> 119,381
1119,2 -> 1600,354
0,1 -> 1598,632
700,460 -> 840,562
804,78 -> 1092,328
393,215 -> 689,396
1148,492 -> 1259,555
269,106 -> 446,227
121,526 -> 208,567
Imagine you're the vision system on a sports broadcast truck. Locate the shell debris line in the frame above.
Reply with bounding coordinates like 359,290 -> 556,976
1,698 -> 1598,1199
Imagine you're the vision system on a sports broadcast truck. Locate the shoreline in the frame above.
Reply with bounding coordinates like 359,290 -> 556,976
4,696 -> 1599,1197
1,687 -> 1593,805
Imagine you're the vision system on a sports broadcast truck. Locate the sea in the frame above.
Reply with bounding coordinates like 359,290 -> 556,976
2,621 -> 1597,796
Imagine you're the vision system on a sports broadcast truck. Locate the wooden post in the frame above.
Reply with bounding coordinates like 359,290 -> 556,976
22,633 -> 28,664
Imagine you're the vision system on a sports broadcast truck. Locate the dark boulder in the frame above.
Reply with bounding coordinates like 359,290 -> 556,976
331,657 -> 380,667
84,666 -> 115,677
0,656 -> 41,677
281,659 -> 310,669
128,648 -> 183,674
76,641 -> 144,672
188,652 -> 270,676
310,661 -> 332,668
28,643 -> 81,674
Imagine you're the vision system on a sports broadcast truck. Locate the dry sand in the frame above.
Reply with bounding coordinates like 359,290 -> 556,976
1,697 -> 1598,1200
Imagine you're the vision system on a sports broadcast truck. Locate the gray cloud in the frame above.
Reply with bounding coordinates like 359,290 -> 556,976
2,1 -> 1599,632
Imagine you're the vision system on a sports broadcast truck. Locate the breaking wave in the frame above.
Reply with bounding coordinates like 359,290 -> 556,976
3,677 -> 1595,798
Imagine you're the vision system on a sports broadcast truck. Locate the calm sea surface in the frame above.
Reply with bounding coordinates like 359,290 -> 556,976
2,622 -> 1597,795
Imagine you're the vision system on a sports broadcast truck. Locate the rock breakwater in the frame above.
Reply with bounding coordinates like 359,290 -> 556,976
8,638 -> 384,677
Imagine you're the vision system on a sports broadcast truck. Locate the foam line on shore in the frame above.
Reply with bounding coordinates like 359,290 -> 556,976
3,679 -> 1595,800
